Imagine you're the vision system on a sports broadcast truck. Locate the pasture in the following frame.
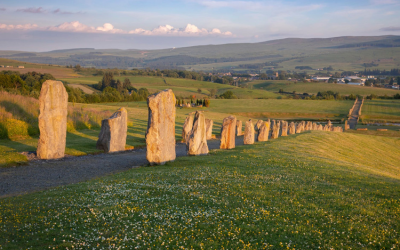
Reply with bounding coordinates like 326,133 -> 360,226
59,76 -> 281,99
245,80 -> 400,96
360,99 -> 400,123
1,132 -> 400,249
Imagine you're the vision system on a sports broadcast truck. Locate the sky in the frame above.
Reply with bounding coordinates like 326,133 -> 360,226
0,0 -> 399,51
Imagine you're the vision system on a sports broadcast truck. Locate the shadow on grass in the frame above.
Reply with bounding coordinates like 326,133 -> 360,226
0,139 -> 37,152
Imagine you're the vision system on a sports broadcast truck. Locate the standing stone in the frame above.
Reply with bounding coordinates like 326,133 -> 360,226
255,119 -> 264,132
271,120 -> 280,139
258,120 -> 270,142
345,120 -> 350,130
220,116 -> 236,149
295,122 -> 302,133
244,119 -> 255,145
317,124 -> 323,131
312,123 -> 318,131
187,111 -> 209,156
37,80 -> 68,160
305,121 -> 312,131
281,121 -> 288,136
236,120 -> 243,136
146,89 -> 176,165
96,108 -> 127,153
205,119 -> 213,140
182,113 -> 194,142
327,120 -> 332,127
289,122 -> 296,135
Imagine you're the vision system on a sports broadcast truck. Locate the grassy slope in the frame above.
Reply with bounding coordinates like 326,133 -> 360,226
0,58 -> 78,78
245,80 -> 400,96
1,132 -> 399,249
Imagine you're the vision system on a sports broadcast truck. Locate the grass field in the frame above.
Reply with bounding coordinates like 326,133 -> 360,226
1,131 -> 400,249
244,80 -> 400,96
360,99 -> 400,124
0,58 -> 78,78
59,76 -> 281,99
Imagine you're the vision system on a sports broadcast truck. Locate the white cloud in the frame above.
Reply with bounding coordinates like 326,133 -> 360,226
0,21 -> 233,36
0,23 -> 38,30
129,23 -> 233,36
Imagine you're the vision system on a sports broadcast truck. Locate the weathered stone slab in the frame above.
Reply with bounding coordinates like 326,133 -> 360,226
146,89 -> 176,165
182,113 -> 194,142
255,119 -> 264,132
281,121 -> 288,136
187,111 -> 209,155
345,120 -> 350,130
205,119 -> 213,140
236,120 -> 243,136
271,120 -> 280,139
220,116 -> 236,149
37,80 -> 68,160
377,129 -> 388,131
295,122 -> 302,133
244,119 -> 255,145
96,108 -> 127,153
289,122 -> 296,135
317,124 -> 323,131
357,128 -> 368,131
312,123 -> 317,130
258,120 -> 270,142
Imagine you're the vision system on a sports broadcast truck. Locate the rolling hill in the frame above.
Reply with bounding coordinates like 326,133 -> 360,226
1,35 -> 400,72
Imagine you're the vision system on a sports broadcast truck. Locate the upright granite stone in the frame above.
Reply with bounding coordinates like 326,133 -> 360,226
146,89 -> 176,165
220,116 -> 236,149
306,121 -> 312,131
187,111 -> 209,156
205,119 -> 213,140
281,121 -> 288,136
312,123 -> 318,131
289,122 -> 296,135
327,120 -> 332,127
37,80 -> 68,160
317,124 -> 323,131
255,119 -> 264,132
236,120 -> 243,136
295,122 -> 302,134
258,120 -> 270,142
96,108 -> 127,153
244,119 -> 255,145
182,113 -> 194,142
345,120 -> 350,130
271,120 -> 280,139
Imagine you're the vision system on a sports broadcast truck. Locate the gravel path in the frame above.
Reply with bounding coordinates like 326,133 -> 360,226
349,99 -> 362,129
0,137 -> 244,198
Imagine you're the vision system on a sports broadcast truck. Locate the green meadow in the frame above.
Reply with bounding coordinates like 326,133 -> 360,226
1,131 -> 400,249
360,99 -> 400,123
244,80 -> 400,96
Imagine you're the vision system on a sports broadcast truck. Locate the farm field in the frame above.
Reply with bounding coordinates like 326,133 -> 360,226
1,131 -> 400,249
0,58 -> 78,78
360,99 -> 400,123
245,80 -> 400,96
59,76 -> 281,99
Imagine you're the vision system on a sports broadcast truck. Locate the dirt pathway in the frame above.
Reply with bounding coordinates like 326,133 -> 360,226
348,99 -> 363,129
0,138 -> 244,198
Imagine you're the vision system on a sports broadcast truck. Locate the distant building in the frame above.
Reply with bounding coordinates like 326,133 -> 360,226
311,77 -> 330,82
0,65 -> 4,68
17,66 -> 25,69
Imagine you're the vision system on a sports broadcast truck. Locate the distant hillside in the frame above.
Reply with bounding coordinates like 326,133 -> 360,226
1,35 -> 400,72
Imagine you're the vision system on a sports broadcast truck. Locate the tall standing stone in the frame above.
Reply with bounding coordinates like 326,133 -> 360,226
236,120 -> 243,136
271,120 -> 280,139
205,119 -> 213,140
146,89 -> 176,165
295,122 -> 302,133
281,121 -> 288,136
345,120 -> 349,130
289,122 -> 296,135
255,119 -> 264,132
244,119 -> 255,145
312,123 -> 317,131
258,120 -> 270,142
37,80 -> 68,160
187,111 -> 209,156
317,124 -> 323,130
220,116 -> 236,149
182,113 -> 194,142
96,108 -> 127,153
